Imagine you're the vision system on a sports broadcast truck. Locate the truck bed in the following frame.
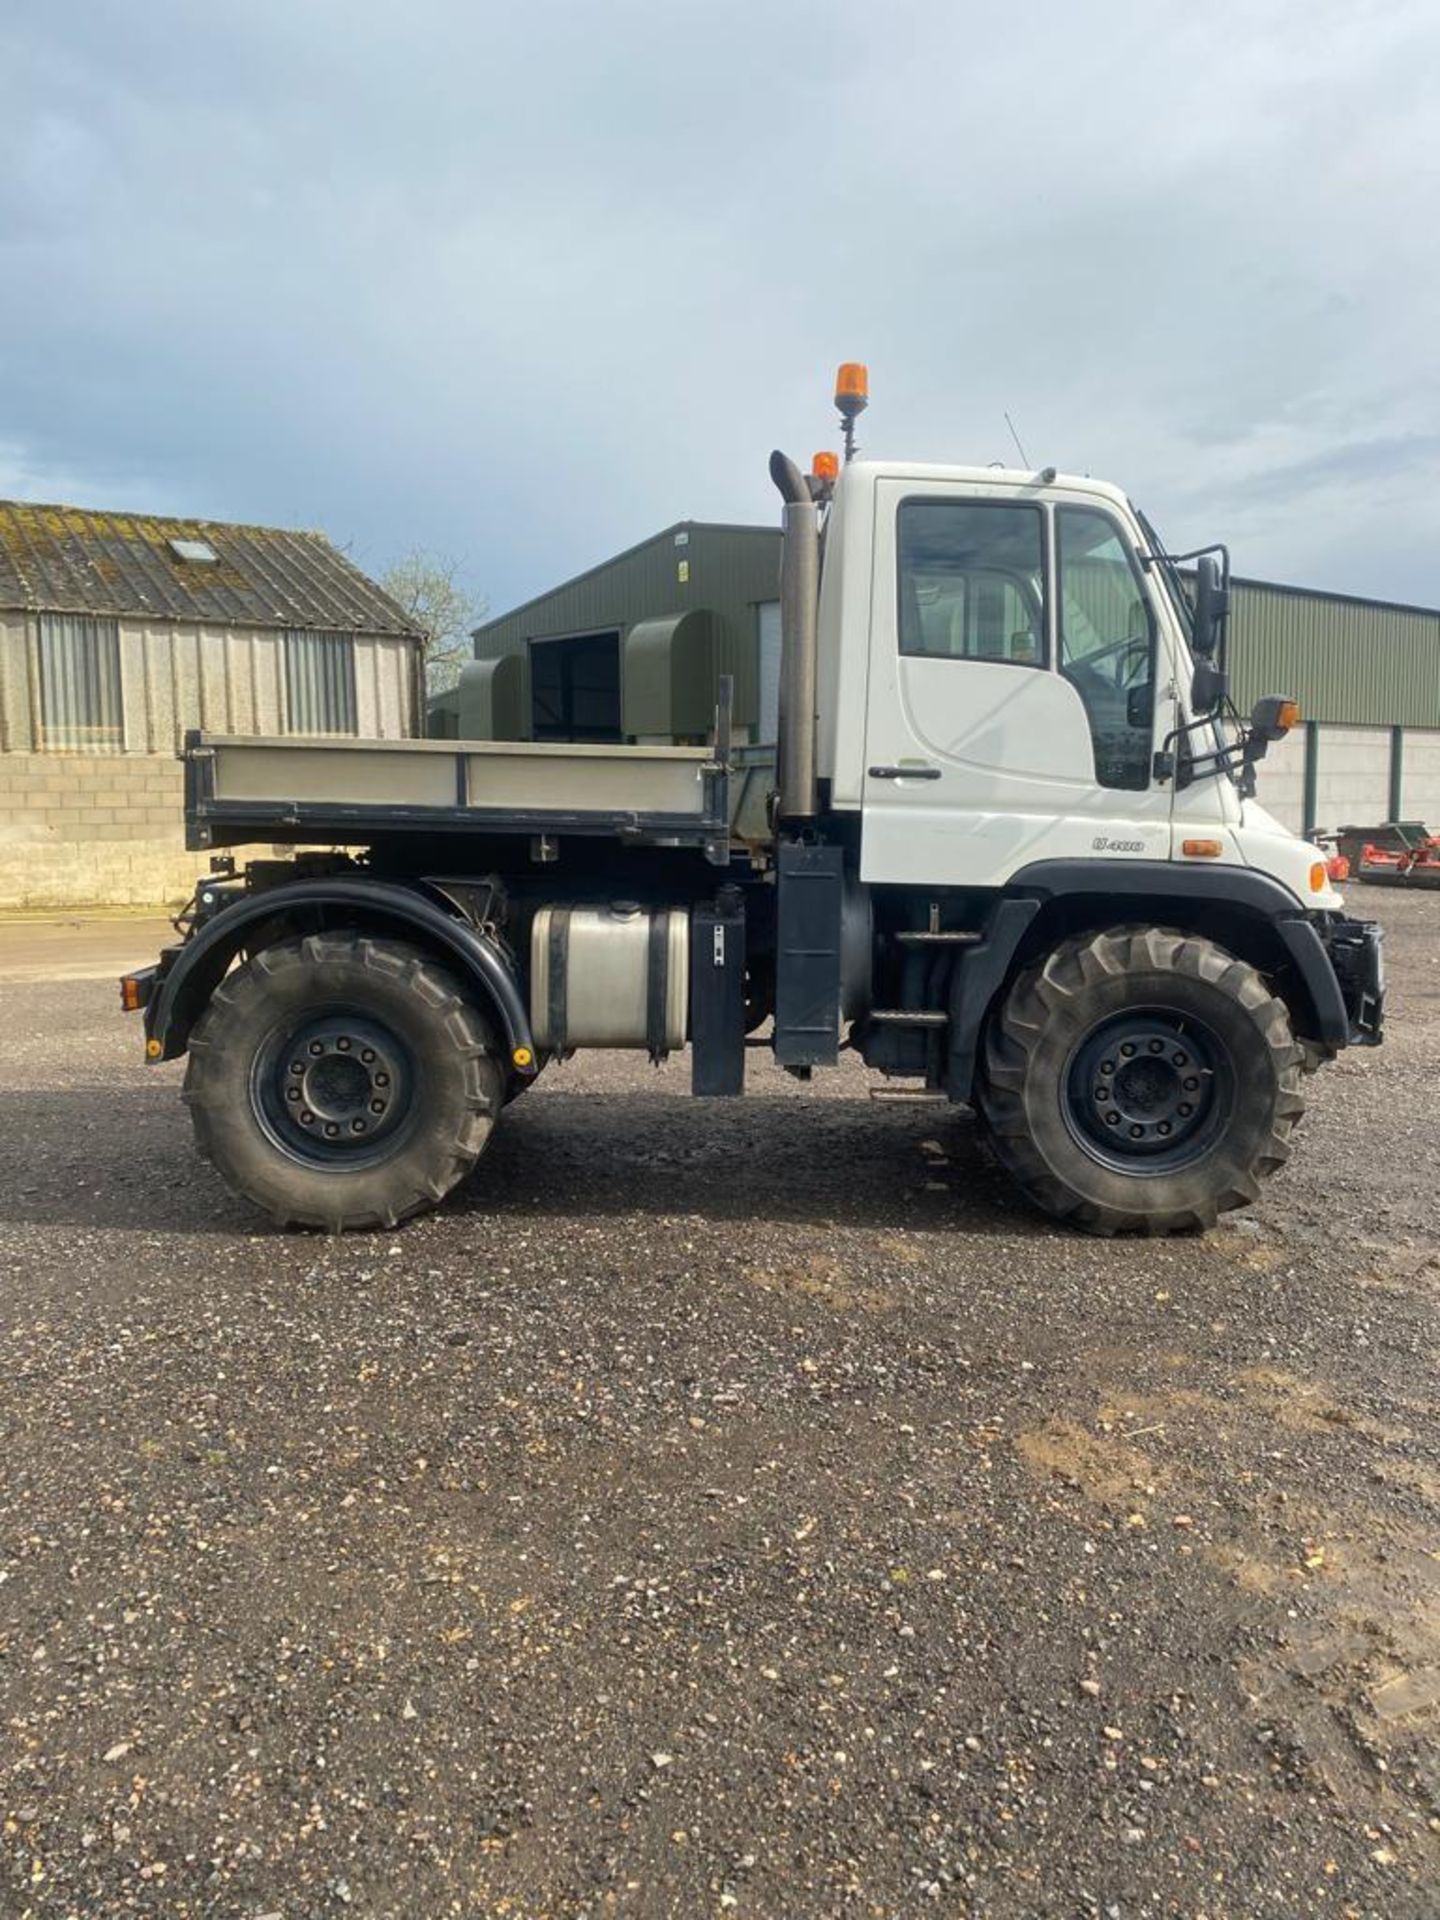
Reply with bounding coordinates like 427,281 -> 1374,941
183,732 -> 733,858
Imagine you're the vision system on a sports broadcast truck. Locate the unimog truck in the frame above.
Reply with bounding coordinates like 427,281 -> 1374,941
121,366 -> 1384,1234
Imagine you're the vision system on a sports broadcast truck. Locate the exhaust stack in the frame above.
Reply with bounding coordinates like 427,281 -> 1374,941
769,449 -> 819,826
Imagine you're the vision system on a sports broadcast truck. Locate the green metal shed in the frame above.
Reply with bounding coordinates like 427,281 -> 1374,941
465,523 -> 781,745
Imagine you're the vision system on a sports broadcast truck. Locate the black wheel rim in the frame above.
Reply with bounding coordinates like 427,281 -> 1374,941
251,1010 -> 416,1169
1063,1007 -> 1235,1175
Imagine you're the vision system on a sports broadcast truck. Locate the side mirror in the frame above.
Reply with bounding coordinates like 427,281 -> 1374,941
1191,659 -> 1229,713
1190,554 -> 1230,711
1192,554 -> 1228,659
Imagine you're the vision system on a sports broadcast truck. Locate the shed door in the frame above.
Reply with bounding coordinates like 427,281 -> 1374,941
529,632 -> 622,742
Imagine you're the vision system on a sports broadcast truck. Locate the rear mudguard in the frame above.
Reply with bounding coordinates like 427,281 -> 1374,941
145,877 -> 535,1069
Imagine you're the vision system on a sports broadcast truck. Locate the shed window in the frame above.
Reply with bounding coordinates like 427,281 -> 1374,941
285,630 -> 357,734
36,614 -> 124,752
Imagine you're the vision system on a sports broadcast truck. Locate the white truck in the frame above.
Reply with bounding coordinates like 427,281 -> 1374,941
122,366 -> 1384,1235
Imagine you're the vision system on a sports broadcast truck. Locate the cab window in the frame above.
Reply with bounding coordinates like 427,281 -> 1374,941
1057,507 -> 1154,791
898,501 -> 1046,667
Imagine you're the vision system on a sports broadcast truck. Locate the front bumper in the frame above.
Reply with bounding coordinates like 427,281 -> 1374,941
1323,916 -> 1384,1045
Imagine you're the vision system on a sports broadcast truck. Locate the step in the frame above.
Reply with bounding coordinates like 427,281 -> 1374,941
869,1008 -> 949,1029
869,1086 -> 950,1104
894,929 -> 983,946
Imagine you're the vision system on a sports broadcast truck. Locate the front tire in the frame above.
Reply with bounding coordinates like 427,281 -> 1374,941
976,926 -> 1304,1235
183,933 -> 502,1231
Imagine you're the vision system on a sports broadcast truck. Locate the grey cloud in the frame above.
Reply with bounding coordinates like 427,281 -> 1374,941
0,0 -> 1435,611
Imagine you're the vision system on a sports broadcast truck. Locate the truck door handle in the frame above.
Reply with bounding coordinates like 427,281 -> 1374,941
868,764 -> 941,781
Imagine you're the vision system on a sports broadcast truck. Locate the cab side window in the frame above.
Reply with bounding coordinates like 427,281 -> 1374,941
898,501 -> 1046,667
1057,508 -> 1154,791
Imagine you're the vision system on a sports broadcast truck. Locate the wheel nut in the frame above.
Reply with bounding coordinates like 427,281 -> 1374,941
308,1040 -> 324,1056
1106,1112 -> 1120,1126
1129,1124 -> 1143,1139
286,1087 -> 300,1103
289,1061 -> 304,1076
1158,1121 -> 1172,1136
1173,1052 -> 1187,1067
1183,1076 -> 1199,1091
1120,1042 -> 1136,1057
1100,1060 -> 1115,1075
375,1072 -> 390,1088
1148,1038 -> 1163,1053
324,1122 -> 339,1138
300,1110 -> 314,1125
1094,1087 -> 1108,1103
351,1119 -> 366,1133
370,1099 -> 385,1115
337,1036 -> 352,1052
1178,1102 -> 1192,1118
361,1049 -> 376,1064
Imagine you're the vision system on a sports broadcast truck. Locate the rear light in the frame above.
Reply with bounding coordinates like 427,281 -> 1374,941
1326,853 -> 1350,882
119,973 -> 147,1013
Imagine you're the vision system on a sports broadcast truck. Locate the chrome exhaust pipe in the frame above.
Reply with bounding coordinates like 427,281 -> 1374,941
769,450 -> 819,825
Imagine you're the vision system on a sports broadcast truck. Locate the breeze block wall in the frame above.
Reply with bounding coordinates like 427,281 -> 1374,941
0,753 -> 207,909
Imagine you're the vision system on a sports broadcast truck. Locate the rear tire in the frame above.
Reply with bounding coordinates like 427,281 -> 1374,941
976,926 -> 1304,1235
183,933 -> 502,1231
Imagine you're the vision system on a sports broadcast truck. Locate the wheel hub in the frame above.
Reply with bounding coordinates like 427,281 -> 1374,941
254,1013 -> 412,1164
1065,1010 -> 1230,1171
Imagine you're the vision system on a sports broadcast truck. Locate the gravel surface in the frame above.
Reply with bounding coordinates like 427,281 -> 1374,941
1,890 -> 1437,1918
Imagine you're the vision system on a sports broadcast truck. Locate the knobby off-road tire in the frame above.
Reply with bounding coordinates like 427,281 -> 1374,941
977,926 -> 1305,1236
183,933 -> 502,1231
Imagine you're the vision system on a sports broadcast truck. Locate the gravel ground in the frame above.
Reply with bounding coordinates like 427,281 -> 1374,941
1,890 -> 1437,1919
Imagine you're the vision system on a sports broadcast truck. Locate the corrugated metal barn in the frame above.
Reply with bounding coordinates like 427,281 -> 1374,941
451,521 -> 1440,837
0,501 -> 423,908
446,523 -> 783,747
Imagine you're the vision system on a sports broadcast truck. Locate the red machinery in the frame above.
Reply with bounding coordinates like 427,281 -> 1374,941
1356,832 -> 1440,889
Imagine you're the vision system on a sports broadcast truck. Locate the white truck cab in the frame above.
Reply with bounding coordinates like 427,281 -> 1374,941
817,458 -> 1339,911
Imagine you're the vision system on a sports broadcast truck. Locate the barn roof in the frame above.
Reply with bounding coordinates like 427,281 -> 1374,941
0,500 -> 418,635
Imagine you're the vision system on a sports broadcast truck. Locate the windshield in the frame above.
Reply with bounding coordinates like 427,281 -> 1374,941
1133,507 -> 1196,643
1132,506 -> 1241,784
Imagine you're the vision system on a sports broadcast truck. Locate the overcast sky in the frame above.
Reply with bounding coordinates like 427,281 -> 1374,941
2,1 -> 1436,615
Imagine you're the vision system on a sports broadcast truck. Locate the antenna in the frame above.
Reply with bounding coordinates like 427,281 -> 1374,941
1004,411 -> 1032,468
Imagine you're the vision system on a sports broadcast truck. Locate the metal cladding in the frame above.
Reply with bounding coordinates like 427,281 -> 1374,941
471,522 -> 781,734
1222,577 -> 1440,729
0,500 -> 418,636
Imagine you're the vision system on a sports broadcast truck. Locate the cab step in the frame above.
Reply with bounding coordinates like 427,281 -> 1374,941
869,1008 -> 948,1028
869,1086 -> 950,1104
894,929 -> 983,946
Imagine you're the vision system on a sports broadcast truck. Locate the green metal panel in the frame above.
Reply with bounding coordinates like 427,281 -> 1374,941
623,610 -> 718,737
1227,579 -> 1440,728
472,523 -> 781,738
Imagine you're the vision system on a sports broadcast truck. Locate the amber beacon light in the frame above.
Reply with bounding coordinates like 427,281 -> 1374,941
834,362 -> 869,461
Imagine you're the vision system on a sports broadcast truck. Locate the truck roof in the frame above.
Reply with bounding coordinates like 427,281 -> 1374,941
841,460 -> 1133,512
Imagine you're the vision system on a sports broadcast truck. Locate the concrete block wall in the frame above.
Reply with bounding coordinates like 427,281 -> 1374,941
1251,728 -> 1305,832
0,753 -> 210,908
1401,729 -> 1440,826
1314,726 -> 1391,829
1253,724 -> 1439,840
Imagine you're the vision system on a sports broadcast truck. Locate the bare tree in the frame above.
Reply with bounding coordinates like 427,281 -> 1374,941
380,550 -> 488,694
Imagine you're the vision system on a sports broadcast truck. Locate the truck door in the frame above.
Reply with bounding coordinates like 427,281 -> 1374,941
860,480 -> 1175,888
